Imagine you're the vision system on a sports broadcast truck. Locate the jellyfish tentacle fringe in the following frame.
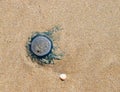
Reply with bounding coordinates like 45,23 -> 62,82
26,25 -> 64,64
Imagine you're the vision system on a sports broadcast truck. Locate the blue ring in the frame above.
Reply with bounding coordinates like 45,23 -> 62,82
29,34 -> 53,58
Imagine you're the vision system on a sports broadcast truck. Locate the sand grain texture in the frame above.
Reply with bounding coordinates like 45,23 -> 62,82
0,0 -> 120,92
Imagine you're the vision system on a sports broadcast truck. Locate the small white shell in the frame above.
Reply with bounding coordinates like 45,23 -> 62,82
59,74 -> 67,81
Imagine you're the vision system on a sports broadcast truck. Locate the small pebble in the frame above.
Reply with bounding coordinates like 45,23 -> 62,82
59,74 -> 67,81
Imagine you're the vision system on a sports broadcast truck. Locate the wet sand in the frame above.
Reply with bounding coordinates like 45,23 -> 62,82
0,0 -> 120,92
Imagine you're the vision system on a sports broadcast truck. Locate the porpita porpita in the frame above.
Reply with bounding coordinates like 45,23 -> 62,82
26,26 -> 64,64
30,35 -> 53,58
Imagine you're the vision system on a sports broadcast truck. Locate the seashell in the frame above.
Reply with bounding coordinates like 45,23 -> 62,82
59,74 -> 67,81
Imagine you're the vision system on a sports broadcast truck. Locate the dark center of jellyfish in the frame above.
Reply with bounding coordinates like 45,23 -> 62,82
31,35 -> 52,57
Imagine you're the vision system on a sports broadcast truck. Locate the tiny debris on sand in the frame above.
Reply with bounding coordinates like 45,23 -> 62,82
59,74 -> 67,81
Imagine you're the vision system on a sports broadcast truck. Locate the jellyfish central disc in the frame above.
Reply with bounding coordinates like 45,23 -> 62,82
31,36 -> 52,57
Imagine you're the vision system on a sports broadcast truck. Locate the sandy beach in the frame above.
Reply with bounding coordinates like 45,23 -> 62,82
0,0 -> 120,92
